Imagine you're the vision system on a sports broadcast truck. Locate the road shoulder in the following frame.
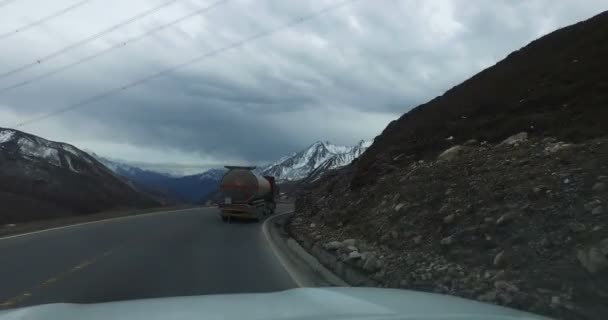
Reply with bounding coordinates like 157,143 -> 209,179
263,212 -> 348,287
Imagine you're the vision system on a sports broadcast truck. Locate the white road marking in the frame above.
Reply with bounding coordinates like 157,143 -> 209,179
0,207 -> 206,241
262,210 -> 305,288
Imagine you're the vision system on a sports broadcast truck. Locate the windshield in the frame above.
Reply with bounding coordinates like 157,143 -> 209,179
1,1 -> 607,320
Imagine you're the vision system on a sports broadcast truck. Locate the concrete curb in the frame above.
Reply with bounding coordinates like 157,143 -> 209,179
263,212 -> 349,287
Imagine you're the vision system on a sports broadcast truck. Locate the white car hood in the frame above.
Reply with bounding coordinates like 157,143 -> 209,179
0,287 -> 550,320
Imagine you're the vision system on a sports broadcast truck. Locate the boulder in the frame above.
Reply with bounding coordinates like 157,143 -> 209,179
438,145 -> 468,161
544,142 -> 573,153
496,211 -> 518,226
577,239 -> 608,273
362,255 -> 379,271
345,245 -> 358,252
463,139 -> 479,146
343,239 -> 357,247
494,250 -> 507,267
443,214 -> 456,224
324,241 -> 343,250
477,291 -> 497,302
441,235 -> 455,246
494,280 -> 519,293
347,251 -> 362,260
499,132 -> 528,146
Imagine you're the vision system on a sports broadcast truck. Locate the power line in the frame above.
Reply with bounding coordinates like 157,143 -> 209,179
0,0 -> 95,40
0,0 -> 19,9
15,0 -> 360,128
0,0 -> 230,93
0,0 -> 183,80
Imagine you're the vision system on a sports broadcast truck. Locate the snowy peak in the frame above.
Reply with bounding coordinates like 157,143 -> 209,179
262,139 -> 373,181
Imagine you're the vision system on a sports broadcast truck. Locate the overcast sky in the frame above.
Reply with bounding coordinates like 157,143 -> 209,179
0,0 -> 606,171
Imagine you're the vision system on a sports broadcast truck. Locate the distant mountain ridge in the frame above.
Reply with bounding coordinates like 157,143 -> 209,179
93,155 -> 225,203
91,140 -> 372,202
262,140 -> 372,181
0,128 -> 158,224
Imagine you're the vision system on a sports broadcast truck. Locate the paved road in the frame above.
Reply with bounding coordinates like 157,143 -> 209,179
0,205 -> 296,309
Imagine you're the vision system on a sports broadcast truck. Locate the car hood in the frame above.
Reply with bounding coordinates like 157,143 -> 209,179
0,287 -> 550,320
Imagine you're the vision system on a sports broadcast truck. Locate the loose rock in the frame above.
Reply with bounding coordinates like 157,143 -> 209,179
496,212 -> 518,226
494,251 -> 507,267
478,291 -> 497,302
495,280 -> 519,293
441,235 -> 455,245
592,206 -> 603,215
443,214 -> 456,224
592,182 -> 606,192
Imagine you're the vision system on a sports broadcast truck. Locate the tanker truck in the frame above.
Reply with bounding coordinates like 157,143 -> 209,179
218,166 -> 278,221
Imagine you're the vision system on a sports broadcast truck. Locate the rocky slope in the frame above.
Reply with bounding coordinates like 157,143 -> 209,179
263,140 -> 372,181
0,128 -> 159,224
291,10 -> 608,320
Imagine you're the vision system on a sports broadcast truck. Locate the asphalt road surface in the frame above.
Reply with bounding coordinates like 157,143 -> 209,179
0,205 -> 296,309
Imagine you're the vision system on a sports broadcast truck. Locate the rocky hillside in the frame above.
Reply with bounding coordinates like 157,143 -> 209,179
292,10 -> 608,320
0,128 -> 159,224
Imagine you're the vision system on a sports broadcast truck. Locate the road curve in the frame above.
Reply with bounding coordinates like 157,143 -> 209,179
0,205 -> 296,309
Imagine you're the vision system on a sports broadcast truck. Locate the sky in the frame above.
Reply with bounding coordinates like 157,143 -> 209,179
0,0 -> 607,173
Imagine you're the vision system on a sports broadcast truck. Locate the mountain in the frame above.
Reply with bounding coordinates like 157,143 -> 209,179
93,155 -> 224,203
262,140 -> 372,181
292,10 -> 608,319
0,128 -> 159,224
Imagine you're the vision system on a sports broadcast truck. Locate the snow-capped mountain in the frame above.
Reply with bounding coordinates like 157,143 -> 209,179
92,154 -> 225,203
0,128 -> 99,173
0,128 -> 158,224
262,140 -> 373,181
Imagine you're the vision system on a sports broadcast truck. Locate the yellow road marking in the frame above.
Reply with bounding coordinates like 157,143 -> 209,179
0,248 -> 117,309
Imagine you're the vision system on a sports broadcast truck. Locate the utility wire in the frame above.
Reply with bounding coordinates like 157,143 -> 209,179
0,0 -> 229,93
15,0 -> 360,128
0,0 -> 95,40
0,0 -> 182,80
0,0 -> 19,9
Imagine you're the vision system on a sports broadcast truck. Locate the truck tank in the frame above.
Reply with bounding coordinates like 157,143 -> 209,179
219,166 -> 271,203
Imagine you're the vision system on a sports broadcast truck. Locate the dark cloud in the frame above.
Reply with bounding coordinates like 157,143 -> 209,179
0,0 -> 606,166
